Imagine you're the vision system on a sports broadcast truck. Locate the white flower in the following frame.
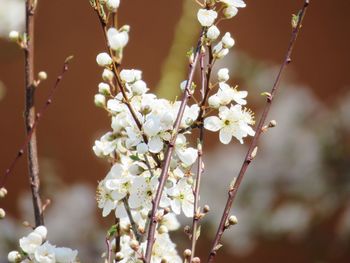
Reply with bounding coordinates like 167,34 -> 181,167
96,52 -> 112,67
197,9 -> 218,27
93,133 -> 116,157
206,25 -> 220,40
214,82 -> 248,106
213,42 -> 229,59
222,32 -> 235,48
204,104 -> 255,144
96,181 -> 117,217
102,68 -> 114,81
217,68 -> 230,82
175,134 -> 198,166
107,27 -> 129,51
8,251 -> 21,262
106,0 -> 120,12
167,178 -> 194,217
129,176 -> 157,209
120,69 -> 142,83
223,6 -> 238,19
19,231 -> 43,254
54,247 -> 78,263
160,213 -> 180,231
34,242 -> 56,263
208,94 -> 221,109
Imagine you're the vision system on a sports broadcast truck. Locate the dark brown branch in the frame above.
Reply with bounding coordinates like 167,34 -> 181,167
207,1 -> 310,262
143,30 -> 204,263
1,57 -> 73,190
25,0 -> 42,227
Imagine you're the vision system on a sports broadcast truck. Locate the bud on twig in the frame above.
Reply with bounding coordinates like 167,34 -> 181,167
192,257 -> 201,263
228,215 -> 238,226
0,208 -> 5,219
0,187 -> 7,198
203,205 -> 210,213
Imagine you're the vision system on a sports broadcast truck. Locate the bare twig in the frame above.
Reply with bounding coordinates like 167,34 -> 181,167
143,30 -> 204,263
207,1 -> 310,262
1,57 -> 73,188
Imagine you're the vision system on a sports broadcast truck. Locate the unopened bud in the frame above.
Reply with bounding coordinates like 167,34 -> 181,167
38,71 -> 48,81
192,257 -> 201,263
22,221 -> 31,227
183,249 -> 192,258
203,205 -> 210,213
0,208 -> 5,219
115,252 -> 124,261
129,240 -> 139,251
94,94 -> 106,108
119,25 -> 130,32
228,215 -> 238,225
98,82 -> 111,95
184,225 -> 191,234
0,187 -> 8,198
8,250 -> 21,263
9,31 -> 19,42
269,120 -> 277,128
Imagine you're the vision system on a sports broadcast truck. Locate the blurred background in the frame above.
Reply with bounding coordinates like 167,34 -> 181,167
0,0 -> 349,262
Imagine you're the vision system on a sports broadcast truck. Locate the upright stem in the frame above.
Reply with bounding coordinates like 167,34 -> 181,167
207,1 -> 310,262
190,49 -> 207,260
25,0 -> 44,227
143,32 -> 204,263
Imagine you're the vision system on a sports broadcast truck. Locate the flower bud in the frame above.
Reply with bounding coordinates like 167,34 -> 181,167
8,251 -> 21,263
192,257 -> 201,263
208,95 -> 221,109
96,52 -> 113,67
131,80 -> 148,95
102,69 -> 114,82
206,25 -> 220,41
228,215 -> 238,225
119,25 -> 130,33
0,187 -> 8,198
115,252 -> 124,261
217,68 -> 229,82
222,33 -> 235,48
106,0 -> 120,12
38,71 -> 48,81
203,205 -> 210,213
94,94 -> 106,108
0,208 -> 5,219
183,249 -> 192,258
9,31 -> 19,42
269,120 -> 277,128
129,240 -> 139,251
223,6 -> 238,19
34,225 -> 47,239
98,82 -> 111,95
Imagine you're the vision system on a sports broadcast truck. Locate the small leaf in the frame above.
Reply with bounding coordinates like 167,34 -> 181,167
195,225 -> 201,241
107,224 -> 118,237
260,92 -> 271,97
291,14 -> 299,29
130,154 -> 140,161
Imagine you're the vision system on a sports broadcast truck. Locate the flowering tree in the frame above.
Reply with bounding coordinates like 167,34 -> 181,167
1,0 -> 310,262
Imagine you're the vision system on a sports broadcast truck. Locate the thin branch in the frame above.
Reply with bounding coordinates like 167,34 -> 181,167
123,198 -> 142,242
143,30 -> 204,263
207,1 -> 310,262
1,57 -> 73,188
190,48 -> 207,260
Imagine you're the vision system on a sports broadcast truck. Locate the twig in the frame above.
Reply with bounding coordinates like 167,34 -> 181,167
105,237 -> 112,263
207,1 -> 310,262
123,198 -> 142,242
190,48 -> 207,260
143,30 -> 204,263
1,57 -> 73,188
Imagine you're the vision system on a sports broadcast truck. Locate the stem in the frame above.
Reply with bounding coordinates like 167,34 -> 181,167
207,1 -> 310,262
24,0 -> 43,227
123,198 -> 142,242
190,49 -> 207,260
2,57 -> 72,188
143,31 -> 204,263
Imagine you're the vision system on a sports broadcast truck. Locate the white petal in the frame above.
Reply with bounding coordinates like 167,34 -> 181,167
219,127 -> 233,144
148,136 -> 163,153
204,116 -> 222,131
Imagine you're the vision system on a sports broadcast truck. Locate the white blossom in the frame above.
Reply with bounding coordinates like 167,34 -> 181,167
223,6 -> 238,19
120,69 -> 142,83
167,178 -> 194,217
107,27 -> 129,51
19,231 -> 43,254
217,68 -> 230,82
197,9 -> 218,27
222,32 -> 235,48
34,242 -> 56,263
54,247 -> 78,263
204,104 -> 255,144
106,0 -> 120,12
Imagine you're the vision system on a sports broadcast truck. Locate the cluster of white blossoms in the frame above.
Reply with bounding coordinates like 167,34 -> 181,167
92,0 -> 252,261
8,226 -> 78,263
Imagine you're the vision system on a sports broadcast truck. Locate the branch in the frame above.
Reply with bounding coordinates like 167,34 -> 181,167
123,198 -> 142,242
1,57 -> 73,189
143,30 -> 204,263
207,1 -> 310,262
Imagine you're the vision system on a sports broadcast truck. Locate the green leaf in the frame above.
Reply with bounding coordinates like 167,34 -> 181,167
107,224 -> 118,237
130,154 -> 140,161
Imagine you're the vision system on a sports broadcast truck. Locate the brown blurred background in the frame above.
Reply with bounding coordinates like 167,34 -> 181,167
0,0 -> 349,262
